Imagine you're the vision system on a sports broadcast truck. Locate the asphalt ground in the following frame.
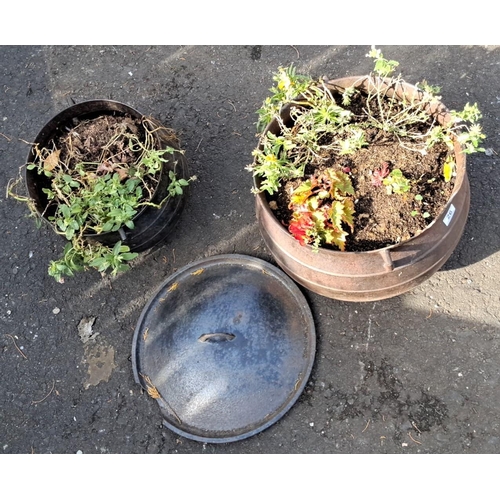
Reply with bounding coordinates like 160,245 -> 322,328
0,44 -> 499,490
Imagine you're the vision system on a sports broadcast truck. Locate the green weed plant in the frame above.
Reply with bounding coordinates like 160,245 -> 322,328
13,118 -> 194,282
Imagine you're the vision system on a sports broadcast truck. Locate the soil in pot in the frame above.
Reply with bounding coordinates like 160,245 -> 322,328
251,50 -> 483,258
56,114 -> 145,171
265,85 -> 459,252
271,130 -> 455,253
42,113 -> 163,221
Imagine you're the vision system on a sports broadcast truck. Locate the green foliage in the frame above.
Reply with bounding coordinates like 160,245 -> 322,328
48,241 -> 138,283
247,45 -> 487,252
425,102 -> 485,156
88,241 -> 138,275
411,194 -> 430,219
367,46 -> 399,77
382,168 -> 411,195
18,119 -> 195,282
256,65 -> 312,133
167,169 -> 194,197
248,79 -> 365,195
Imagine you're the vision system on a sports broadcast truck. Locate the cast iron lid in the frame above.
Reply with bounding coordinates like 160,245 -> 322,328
132,254 -> 316,443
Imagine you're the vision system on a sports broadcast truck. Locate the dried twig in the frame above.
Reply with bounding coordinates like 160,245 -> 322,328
5,334 -> 27,359
141,374 -> 161,399
31,380 -> 55,405
290,45 -> 300,59
362,419 -> 370,433
411,421 -> 423,433
408,431 -> 422,445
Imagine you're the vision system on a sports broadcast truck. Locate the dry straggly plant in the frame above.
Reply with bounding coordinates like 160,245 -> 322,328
249,47 -> 485,198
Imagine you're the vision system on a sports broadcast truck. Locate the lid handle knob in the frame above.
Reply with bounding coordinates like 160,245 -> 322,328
198,333 -> 236,343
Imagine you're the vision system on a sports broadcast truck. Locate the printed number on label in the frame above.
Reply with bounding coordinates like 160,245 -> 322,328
443,204 -> 455,227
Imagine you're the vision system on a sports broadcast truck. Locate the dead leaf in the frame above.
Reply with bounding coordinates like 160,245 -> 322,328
116,167 -> 129,180
43,149 -> 60,171
96,162 -> 114,174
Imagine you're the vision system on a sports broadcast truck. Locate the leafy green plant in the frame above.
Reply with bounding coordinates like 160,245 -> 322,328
248,77 -> 366,195
11,117 -> 195,282
371,162 -> 411,195
382,168 -> 411,195
48,240 -> 138,283
256,65 -> 312,133
410,194 -> 431,219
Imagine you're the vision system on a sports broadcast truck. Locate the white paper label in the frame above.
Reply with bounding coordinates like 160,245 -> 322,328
443,204 -> 455,227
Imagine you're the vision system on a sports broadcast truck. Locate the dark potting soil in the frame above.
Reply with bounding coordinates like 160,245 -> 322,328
271,140 -> 454,252
268,93 -> 456,252
54,114 -> 145,170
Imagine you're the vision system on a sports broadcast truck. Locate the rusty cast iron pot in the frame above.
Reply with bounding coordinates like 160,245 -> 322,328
254,76 -> 470,302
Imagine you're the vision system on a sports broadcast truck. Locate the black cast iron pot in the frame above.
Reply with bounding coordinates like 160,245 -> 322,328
25,99 -> 189,253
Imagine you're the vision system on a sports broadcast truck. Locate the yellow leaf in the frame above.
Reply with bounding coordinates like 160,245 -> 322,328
443,158 -> 455,182
324,227 -> 348,251
290,180 -> 314,206
330,199 -> 355,232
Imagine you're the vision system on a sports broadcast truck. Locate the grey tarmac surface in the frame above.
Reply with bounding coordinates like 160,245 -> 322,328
1,45 -> 499,455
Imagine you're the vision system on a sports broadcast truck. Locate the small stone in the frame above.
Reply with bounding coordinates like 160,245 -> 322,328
78,316 -> 99,343
52,307 -> 61,315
